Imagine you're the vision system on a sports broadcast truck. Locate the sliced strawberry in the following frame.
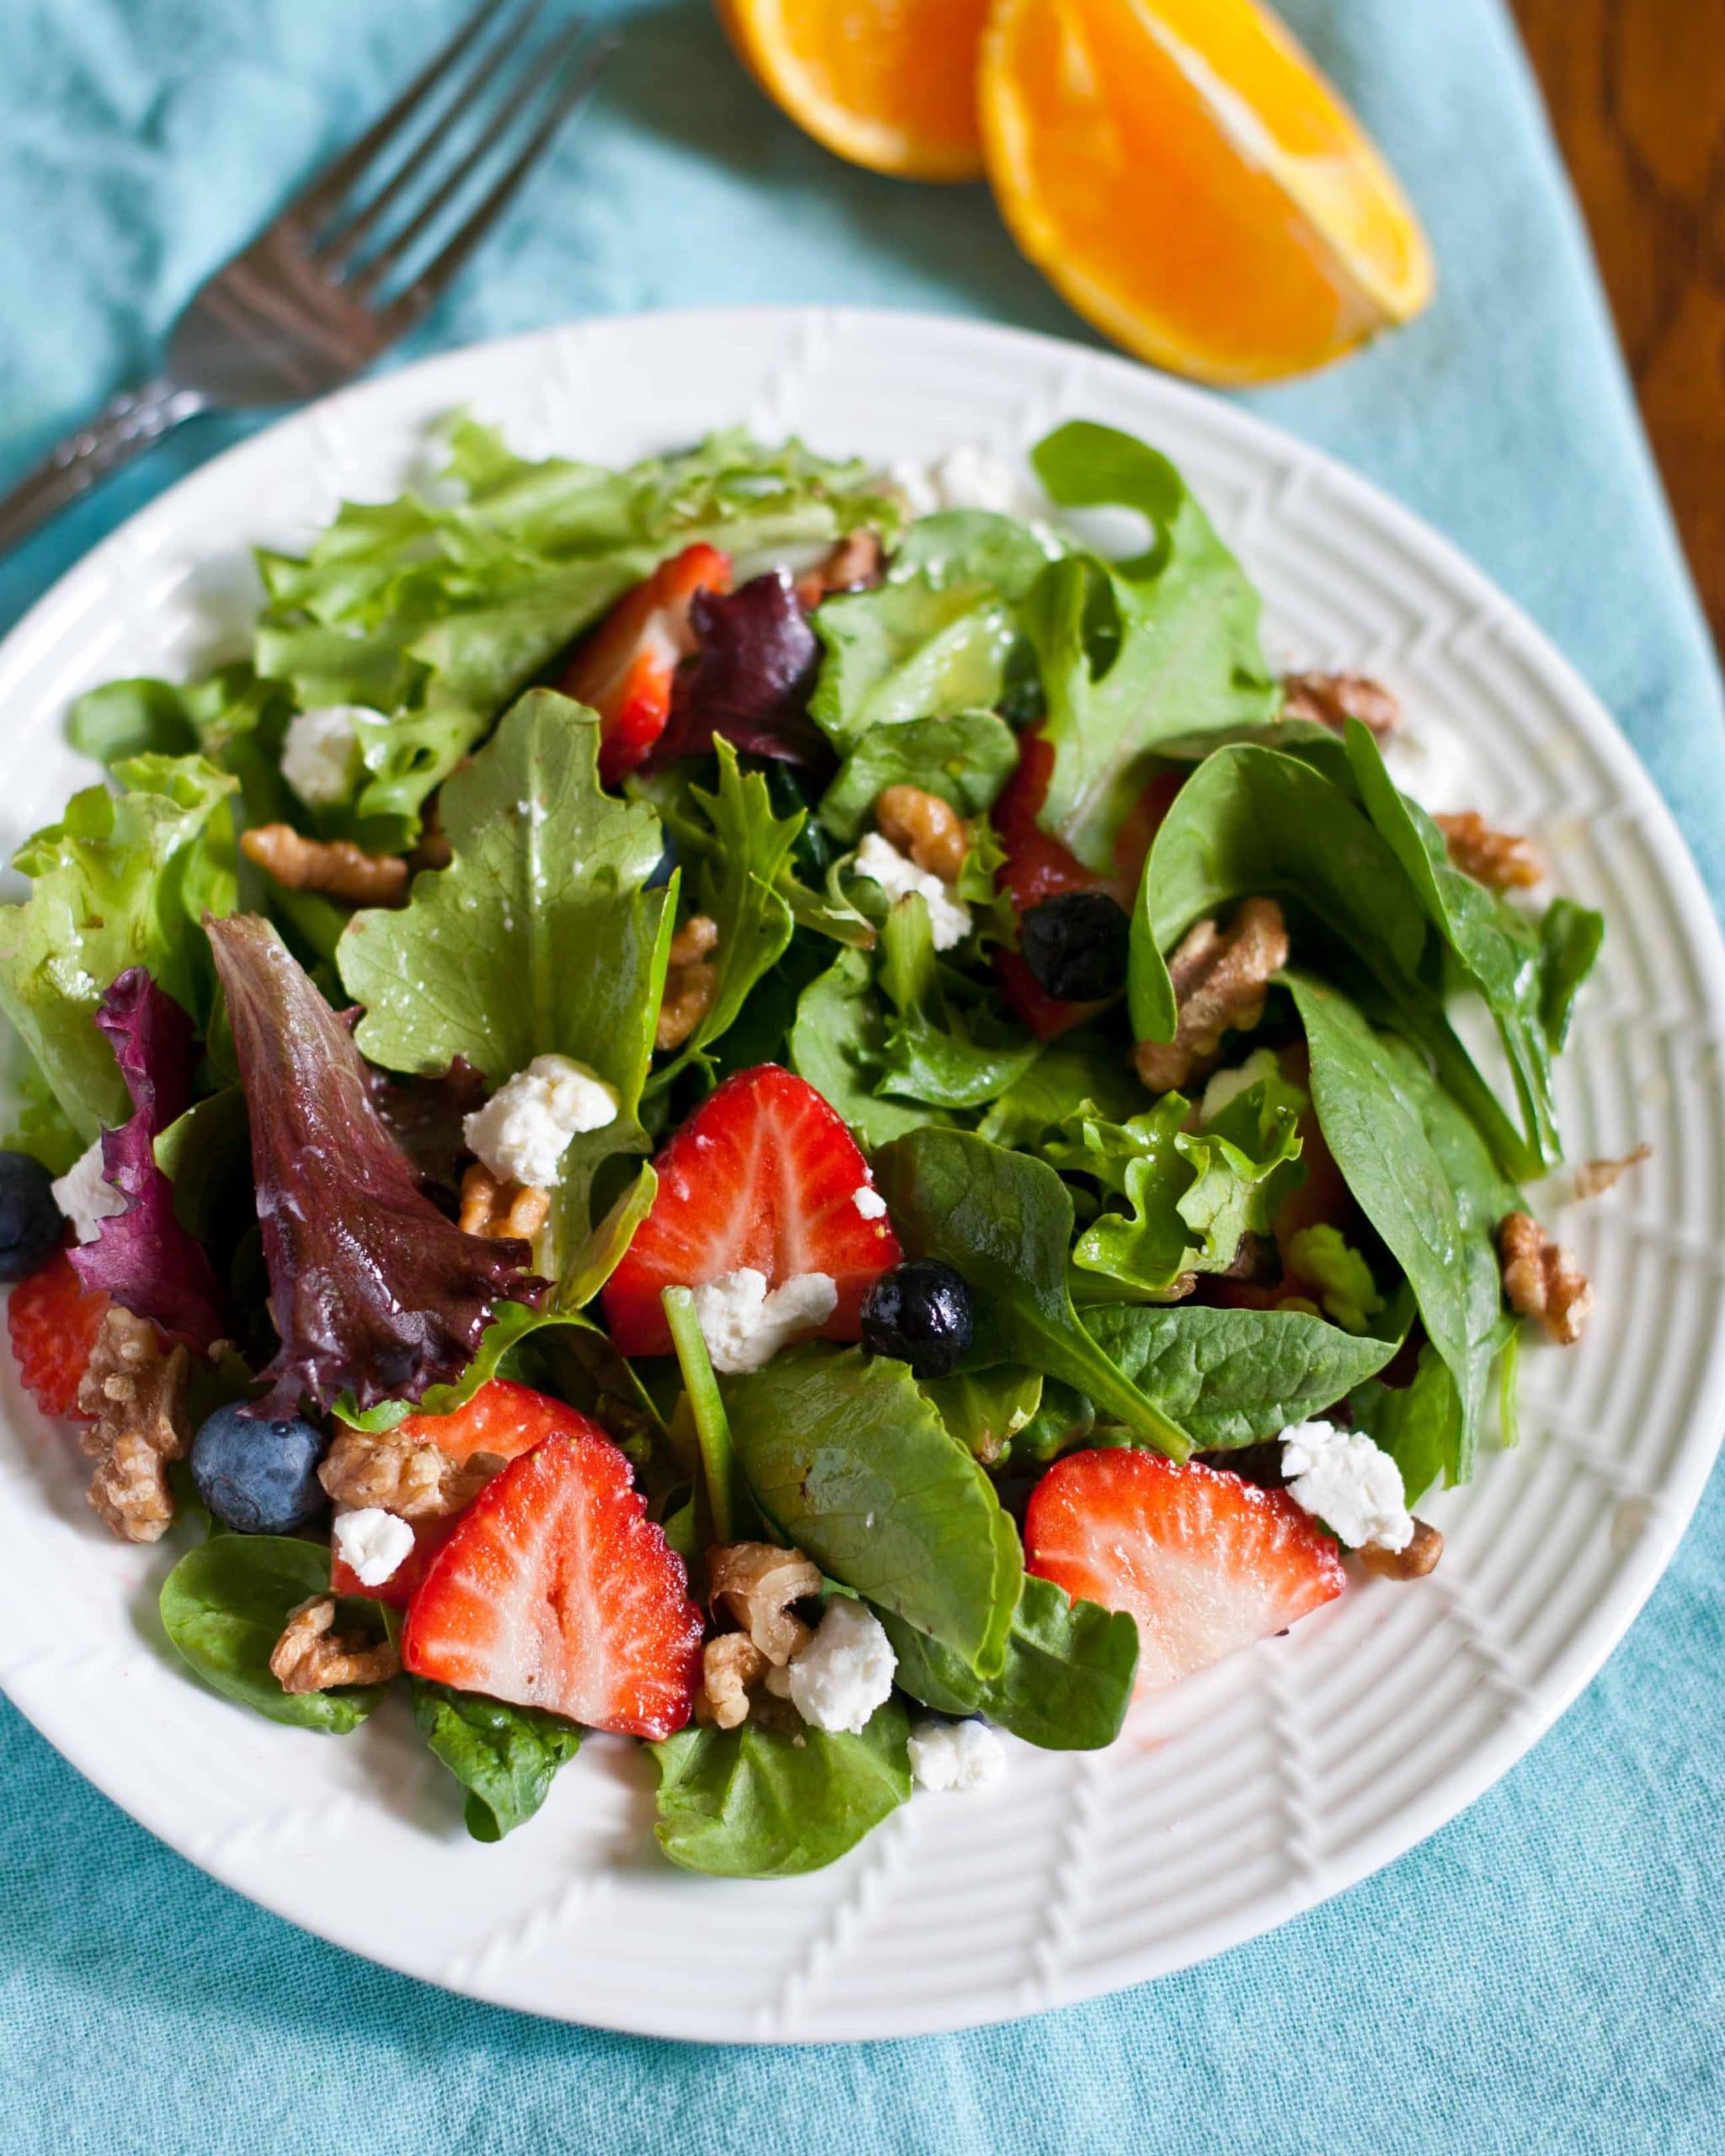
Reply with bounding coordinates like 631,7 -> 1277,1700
7,1246 -> 109,1421
401,1422 -> 702,1739
1025,1449 -> 1344,1694
992,727 -> 1181,1038
601,1064 -> 901,1358
330,1380 -> 569,1606
560,543 -> 733,785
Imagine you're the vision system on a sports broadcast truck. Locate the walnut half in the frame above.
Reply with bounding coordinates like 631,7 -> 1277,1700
1434,811 -> 1545,892
241,824 -> 409,907
1133,897 -> 1290,1096
318,1425 -> 499,1519
1499,1212 -> 1593,1344
708,1540 -> 822,1666
1359,1519 -> 1445,1581
77,1307 -> 191,1544
693,1633 -> 768,1730
875,784 -> 967,883
269,1596 -> 400,1694
1280,671 -> 1400,741
656,914 -> 719,1052
458,1162 -> 550,1242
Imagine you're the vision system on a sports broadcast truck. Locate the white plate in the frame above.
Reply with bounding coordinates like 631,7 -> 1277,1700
2,308 -> 1722,2045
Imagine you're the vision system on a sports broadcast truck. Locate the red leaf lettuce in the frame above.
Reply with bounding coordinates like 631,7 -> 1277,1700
655,571 -> 827,767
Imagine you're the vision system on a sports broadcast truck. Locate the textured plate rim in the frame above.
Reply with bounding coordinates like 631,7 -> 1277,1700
3,305 -> 1723,2044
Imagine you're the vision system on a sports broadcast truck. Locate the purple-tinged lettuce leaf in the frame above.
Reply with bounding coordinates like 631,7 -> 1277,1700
69,968 -> 228,1353
655,572 -> 827,768
206,914 -> 543,1417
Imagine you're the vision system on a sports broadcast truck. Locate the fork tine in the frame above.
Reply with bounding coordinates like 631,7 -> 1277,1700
383,28 -> 617,328
322,0 -> 550,271
286,0 -> 515,230
345,6 -> 568,297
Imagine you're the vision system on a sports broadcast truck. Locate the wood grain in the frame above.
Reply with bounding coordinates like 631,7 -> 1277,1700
1511,0 -> 1725,644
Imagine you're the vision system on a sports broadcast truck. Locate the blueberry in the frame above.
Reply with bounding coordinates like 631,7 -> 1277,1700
0,1150 -> 66,1282
646,830 -> 679,890
861,1259 -> 975,1380
190,1403 -> 329,1534
1019,892 -> 1130,1003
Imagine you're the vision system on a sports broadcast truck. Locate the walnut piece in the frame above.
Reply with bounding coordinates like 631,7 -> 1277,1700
875,783 -> 967,883
318,1425 -> 499,1519
1359,1519 -> 1445,1581
269,1596 -> 401,1694
1280,671 -> 1400,741
656,913 -> 719,1052
794,529 -> 884,608
458,1161 -> 551,1242
1573,1144 -> 1651,1200
1434,810 -> 1545,892
1499,1211 -> 1593,1344
76,1307 -> 191,1544
693,1632 -> 769,1729
1133,897 -> 1290,1095
708,1540 -> 822,1666
241,823 -> 409,906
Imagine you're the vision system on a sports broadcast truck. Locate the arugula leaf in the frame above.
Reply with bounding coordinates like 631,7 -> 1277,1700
337,691 -> 671,1293
880,1573 -> 1137,1750
0,755 -> 238,1138
875,895 -> 1041,1109
1081,1303 -> 1402,1448
651,1700 -> 910,1878
722,1346 -> 1022,1678
788,947 -> 949,1148
1286,972 -> 1514,1481
411,1681 -> 582,1842
159,1536 -> 391,1733
817,710 -> 1018,845
975,1028 -> 1146,1148
921,1366 -> 1043,1465
1023,421 -> 1277,875
644,741 -> 801,1091
873,1129 -> 1194,1458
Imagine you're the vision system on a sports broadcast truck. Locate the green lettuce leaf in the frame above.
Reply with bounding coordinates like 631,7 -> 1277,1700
975,1028 -> 1146,1148
651,1700 -> 911,1878
411,1681 -> 582,1842
0,755 -> 238,1138
1024,421 -> 1277,874
875,894 -> 1041,1110
817,709 -> 1018,844
788,946 -> 950,1149
336,691 -> 671,1294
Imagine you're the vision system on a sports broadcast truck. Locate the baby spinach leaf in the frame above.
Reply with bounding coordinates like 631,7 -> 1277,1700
1081,1303 -> 1402,1449
646,740 -> 802,1092
1024,421 -> 1277,875
651,1700 -> 911,1879
1537,895 -> 1605,1052
1287,973 -> 1513,1480
810,577 -> 1021,750
1352,1342 -> 1468,1507
873,1129 -> 1194,1459
880,1573 -> 1138,1750
411,1682 -> 582,1843
723,1347 -> 1021,1677
921,1366 -> 1043,1465
817,710 -> 1019,844
789,947 -> 950,1148
876,896 -> 1042,1110
159,1536 -> 390,1733
337,691 -> 672,1294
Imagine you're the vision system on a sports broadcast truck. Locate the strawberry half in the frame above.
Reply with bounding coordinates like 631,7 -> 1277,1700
993,727 -> 1181,1039
7,1246 -> 109,1421
560,542 -> 732,785
1025,1449 -> 1345,1694
401,1422 -> 702,1739
601,1064 -> 901,1358
330,1380 -> 573,1607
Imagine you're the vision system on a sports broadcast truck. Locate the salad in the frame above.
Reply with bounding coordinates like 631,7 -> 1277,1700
0,415 -> 1616,1874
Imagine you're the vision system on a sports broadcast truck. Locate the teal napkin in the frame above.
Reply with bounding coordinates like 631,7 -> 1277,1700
2,3 -> 1721,2150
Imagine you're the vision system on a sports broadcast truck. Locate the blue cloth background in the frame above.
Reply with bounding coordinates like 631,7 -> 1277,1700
2,0 -> 1721,2148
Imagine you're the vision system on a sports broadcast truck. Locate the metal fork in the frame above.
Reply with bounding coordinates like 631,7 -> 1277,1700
0,0 -> 615,555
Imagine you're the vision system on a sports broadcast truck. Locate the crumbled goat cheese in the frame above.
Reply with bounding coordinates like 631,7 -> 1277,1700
854,831 -> 972,951
1381,720 -> 1471,816
909,1716 -> 1007,1794
691,1267 -> 838,1375
786,1598 -> 897,1735
280,705 -> 376,808
333,1506 -> 417,1588
885,457 -> 943,519
463,1054 -> 619,1188
1199,1049 -> 1280,1125
1280,1419 -> 1414,1551
852,1184 -> 888,1220
50,1139 -> 126,1245
932,444 -> 1025,515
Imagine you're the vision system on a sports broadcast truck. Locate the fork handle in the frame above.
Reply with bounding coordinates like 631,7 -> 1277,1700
0,377 -> 209,555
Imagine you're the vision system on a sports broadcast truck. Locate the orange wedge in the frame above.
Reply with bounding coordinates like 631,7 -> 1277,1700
979,0 -> 1435,382
717,0 -> 991,182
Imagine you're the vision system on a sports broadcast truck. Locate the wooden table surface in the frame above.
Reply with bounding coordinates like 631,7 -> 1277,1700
1512,0 -> 1724,647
